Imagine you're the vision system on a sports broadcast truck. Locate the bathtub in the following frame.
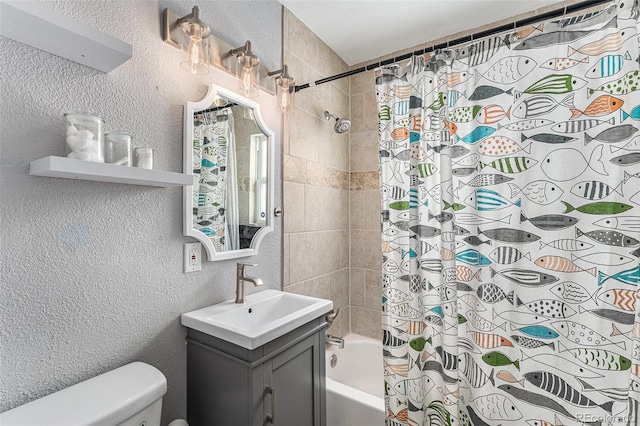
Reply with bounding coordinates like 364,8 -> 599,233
325,334 -> 386,425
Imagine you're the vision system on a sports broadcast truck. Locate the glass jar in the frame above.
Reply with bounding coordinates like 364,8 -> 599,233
105,131 -> 132,166
134,147 -> 154,169
64,111 -> 104,162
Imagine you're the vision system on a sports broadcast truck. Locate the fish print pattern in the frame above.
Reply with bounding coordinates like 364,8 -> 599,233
378,4 -> 640,425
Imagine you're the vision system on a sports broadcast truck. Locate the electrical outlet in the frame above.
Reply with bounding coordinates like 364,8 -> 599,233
184,242 -> 201,273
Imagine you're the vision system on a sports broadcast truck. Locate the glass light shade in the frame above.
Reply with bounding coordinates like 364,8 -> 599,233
180,23 -> 208,75
237,54 -> 260,98
277,76 -> 294,112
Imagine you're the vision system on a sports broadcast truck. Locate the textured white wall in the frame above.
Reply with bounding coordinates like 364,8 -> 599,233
0,1 -> 282,424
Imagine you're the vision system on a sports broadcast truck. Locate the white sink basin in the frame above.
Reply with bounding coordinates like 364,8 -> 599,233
181,289 -> 333,349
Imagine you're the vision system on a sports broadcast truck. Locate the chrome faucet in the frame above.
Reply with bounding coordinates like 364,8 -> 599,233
324,308 -> 344,348
235,263 -> 263,303
326,335 -> 345,349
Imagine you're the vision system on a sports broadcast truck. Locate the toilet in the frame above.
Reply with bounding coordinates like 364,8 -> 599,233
0,362 -> 168,426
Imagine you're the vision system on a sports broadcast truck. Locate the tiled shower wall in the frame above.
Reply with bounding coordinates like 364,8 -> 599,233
282,10 -> 352,337
348,71 -> 383,339
282,8 -> 384,340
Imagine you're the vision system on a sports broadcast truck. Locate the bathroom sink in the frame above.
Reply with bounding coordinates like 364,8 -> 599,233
181,289 -> 333,349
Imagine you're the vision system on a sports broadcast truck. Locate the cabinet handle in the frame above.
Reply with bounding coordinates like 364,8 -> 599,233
266,385 -> 276,424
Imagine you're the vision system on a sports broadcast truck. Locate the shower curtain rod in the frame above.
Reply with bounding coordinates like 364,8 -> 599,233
293,0 -> 614,93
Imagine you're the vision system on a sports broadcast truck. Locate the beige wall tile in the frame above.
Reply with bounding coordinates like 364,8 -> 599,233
364,90 -> 379,132
283,181 -> 305,233
289,109 -> 320,162
330,268 -> 350,310
365,190 -> 381,230
340,306 -> 350,336
289,232 -> 318,283
286,11 -> 318,69
339,229 -> 349,269
330,85 -> 350,124
318,128 -> 348,172
350,267 -> 365,307
364,268 -> 382,311
298,65 -> 333,120
351,229 -> 381,270
285,275 -> 330,300
350,190 -> 365,230
350,71 -> 374,96
283,233 -> 290,286
318,230 -> 342,275
350,130 -> 379,172
283,154 -> 307,184
305,186 -> 348,231
350,93 -> 365,133
351,307 -> 382,340
317,39 -> 348,91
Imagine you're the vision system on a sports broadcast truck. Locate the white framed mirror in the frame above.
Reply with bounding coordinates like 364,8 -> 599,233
183,84 -> 274,261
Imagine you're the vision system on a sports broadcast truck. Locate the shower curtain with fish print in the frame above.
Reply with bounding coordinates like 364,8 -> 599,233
193,108 -> 239,251
378,2 -> 640,425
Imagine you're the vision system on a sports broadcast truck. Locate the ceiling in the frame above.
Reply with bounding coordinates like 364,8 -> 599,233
278,0 -> 571,66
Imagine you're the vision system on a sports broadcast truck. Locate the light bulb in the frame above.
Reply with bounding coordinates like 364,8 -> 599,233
278,77 -> 293,112
237,53 -> 260,98
180,23 -> 208,75
279,89 -> 292,112
242,67 -> 254,96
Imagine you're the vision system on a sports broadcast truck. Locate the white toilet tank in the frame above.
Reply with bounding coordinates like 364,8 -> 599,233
0,362 -> 167,426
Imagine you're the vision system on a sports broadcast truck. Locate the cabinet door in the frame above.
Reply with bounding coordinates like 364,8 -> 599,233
264,333 -> 325,426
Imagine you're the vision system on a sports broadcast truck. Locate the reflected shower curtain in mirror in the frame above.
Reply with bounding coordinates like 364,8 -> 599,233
193,109 -> 240,251
377,2 -> 640,425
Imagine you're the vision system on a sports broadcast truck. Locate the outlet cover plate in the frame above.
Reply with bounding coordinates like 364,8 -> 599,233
184,242 -> 201,273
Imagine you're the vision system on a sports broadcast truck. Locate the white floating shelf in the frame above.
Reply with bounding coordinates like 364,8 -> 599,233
0,0 -> 132,73
30,156 -> 192,188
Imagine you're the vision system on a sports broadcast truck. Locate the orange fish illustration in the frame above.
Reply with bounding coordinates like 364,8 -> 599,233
632,364 -> 640,378
477,104 -> 511,124
598,288 -> 640,311
569,28 -> 629,56
443,119 -> 458,135
411,114 -> 422,131
421,351 -> 436,362
610,322 -> 640,339
527,415 -> 564,426
516,23 -> 543,39
441,247 -> 455,261
391,127 -> 410,141
392,85 -> 412,99
496,370 -> 525,386
456,265 -> 482,282
407,321 -> 428,335
541,57 -> 589,71
469,330 -> 513,349
570,95 -> 624,119
534,255 -> 597,276
447,71 -> 473,87
479,136 -> 531,156
385,361 -> 410,378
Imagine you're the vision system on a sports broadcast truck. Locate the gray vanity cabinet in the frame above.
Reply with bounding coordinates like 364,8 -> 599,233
185,317 -> 327,426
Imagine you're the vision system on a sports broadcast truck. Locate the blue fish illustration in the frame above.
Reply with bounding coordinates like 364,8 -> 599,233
409,132 -> 420,143
430,306 -> 444,318
456,249 -> 492,266
201,158 -> 216,168
510,324 -> 559,339
464,189 -> 521,211
401,248 -> 418,259
598,264 -> 640,286
585,51 -> 632,78
456,126 -> 496,144
621,105 -> 640,121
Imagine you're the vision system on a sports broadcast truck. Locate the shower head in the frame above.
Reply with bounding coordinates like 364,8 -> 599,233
324,111 -> 351,133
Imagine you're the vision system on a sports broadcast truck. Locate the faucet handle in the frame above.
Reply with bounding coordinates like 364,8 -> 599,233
237,262 -> 257,270
326,308 -> 341,325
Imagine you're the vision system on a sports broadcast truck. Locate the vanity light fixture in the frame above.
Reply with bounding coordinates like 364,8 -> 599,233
230,41 -> 260,98
177,6 -> 210,75
268,65 -> 295,112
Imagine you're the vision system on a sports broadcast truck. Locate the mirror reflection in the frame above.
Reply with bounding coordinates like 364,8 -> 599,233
191,100 -> 269,253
